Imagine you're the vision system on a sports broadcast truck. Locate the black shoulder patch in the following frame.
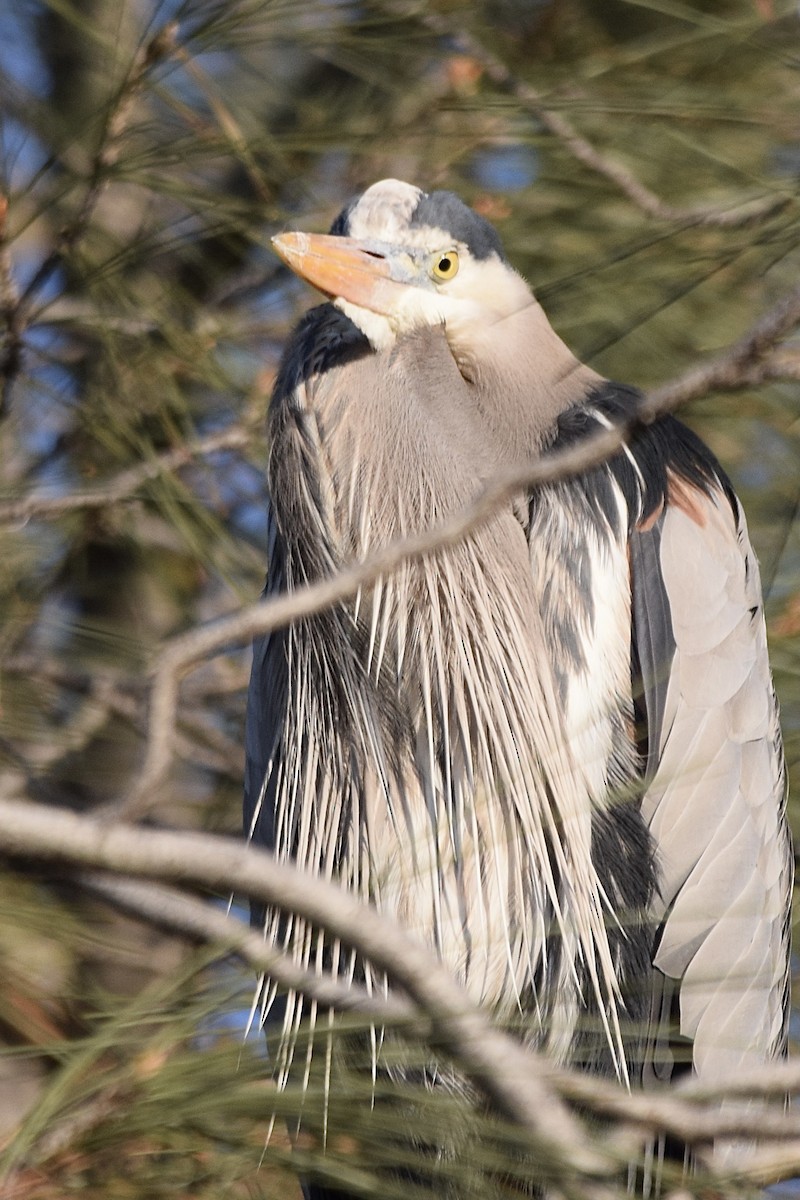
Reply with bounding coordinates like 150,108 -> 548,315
548,379 -> 737,531
329,198 -> 357,236
411,190 -> 506,261
272,303 -> 371,401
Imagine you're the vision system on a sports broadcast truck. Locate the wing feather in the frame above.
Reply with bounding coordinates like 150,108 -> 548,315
566,388 -> 791,1124
638,483 -> 791,1097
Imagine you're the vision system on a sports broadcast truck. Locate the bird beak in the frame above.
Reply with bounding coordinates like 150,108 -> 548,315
272,232 -> 413,314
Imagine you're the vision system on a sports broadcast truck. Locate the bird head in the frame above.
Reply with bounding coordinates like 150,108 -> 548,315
271,179 -> 535,361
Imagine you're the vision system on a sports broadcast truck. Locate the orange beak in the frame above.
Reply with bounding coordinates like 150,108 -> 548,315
272,231 -> 414,314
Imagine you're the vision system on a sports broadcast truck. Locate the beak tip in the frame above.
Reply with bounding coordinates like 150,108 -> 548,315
269,230 -> 395,308
271,231 -> 302,265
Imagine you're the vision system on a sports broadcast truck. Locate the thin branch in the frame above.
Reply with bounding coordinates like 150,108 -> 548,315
23,678 -> 118,771
79,874 -> 800,1147
544,1064 -> 800,1145
404,7 -> 789,229
0,657 -> 241,796
1,800 -> 799,1176
119,280 -> 800,815
0,797 -> 611,1181
16,23 -> 179,318
117,420 -> 627,816
78,872 -> 411,1024
0,656 -> 250,788
650,287 -> 800,409
0,423 -> 252,525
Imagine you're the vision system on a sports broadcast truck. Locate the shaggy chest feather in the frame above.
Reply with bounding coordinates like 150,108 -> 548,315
262,334 -> 639,1075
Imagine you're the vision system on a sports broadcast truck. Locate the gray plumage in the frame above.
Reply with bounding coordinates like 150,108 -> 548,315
245,179 -> 791,1183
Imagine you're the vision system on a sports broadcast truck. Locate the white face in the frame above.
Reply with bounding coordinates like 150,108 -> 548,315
335,180 -> 535,355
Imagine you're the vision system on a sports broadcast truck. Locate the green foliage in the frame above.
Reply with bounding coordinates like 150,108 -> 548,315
0,0 -> 798,1194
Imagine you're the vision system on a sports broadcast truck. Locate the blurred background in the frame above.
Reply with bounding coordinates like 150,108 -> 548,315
0,0 -> 798,1195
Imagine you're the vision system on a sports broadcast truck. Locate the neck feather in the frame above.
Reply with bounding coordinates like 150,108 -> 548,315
447,298 -> 601,461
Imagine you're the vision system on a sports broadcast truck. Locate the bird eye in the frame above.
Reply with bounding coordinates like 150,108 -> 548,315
431,251 -> 459,281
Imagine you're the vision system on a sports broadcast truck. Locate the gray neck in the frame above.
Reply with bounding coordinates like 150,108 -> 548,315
302,310 -> 600,545
450,299 -> 601,465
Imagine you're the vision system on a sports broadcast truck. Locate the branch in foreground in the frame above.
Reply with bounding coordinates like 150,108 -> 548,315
77,866 -> 800,1155
546,1064 -> 800,1149
0,423 -> 252,525
119,420 -> 625,815
2,800 -> 800,1169
649,287 -> 800,409
79,872 -> 411,1025
121,278 -> 800,815
0,797 -> 610,1181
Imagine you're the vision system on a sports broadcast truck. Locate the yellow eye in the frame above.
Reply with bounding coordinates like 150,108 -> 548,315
431,250 -> 459,281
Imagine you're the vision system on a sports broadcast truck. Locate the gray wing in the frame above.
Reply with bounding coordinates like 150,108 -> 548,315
635,481 -> 791,1123
244,506 -> 287,858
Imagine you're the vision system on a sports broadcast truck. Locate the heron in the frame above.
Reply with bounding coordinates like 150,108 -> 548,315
244,179 -> 791,1194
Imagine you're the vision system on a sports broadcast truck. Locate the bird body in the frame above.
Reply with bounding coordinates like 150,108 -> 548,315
245,180 -> 790,1181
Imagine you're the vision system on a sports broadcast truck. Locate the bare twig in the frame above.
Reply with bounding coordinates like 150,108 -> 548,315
1,799 -> 799,1180
24,678 -> 118,771
119,279 -> 800,815
79,872 -> 412,1024
118,420 -> 628,815
0,653 -> 244,793
544,1065 -> 800,1145
650,286 -> 800,409
0,423 -> 252,525
0,797 -> 611,1180
405,7 -> 789,229
16,23 -> 179,319
79,873 -> 800,1148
